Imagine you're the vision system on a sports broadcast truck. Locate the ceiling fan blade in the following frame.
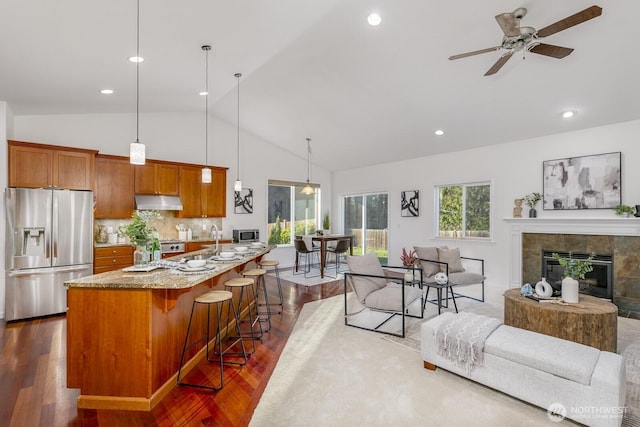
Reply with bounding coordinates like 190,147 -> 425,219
536,5 -> 603,38
529,43 -> 574,59
484,52 -> 514,76
495,13 -> 520,37
449,47 -> 501,61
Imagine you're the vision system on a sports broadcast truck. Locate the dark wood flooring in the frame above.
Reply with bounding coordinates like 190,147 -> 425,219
1,275 -> 343,427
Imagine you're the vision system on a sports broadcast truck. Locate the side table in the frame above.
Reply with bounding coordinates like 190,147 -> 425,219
503,288 -> 618,352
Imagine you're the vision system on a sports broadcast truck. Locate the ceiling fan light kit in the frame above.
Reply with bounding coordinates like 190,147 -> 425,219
449,5 -> 603,76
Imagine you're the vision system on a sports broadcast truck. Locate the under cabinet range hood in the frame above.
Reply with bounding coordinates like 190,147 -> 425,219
134,194 -> 183,211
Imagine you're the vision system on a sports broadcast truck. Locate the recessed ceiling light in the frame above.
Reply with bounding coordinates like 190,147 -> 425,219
562,110 -> 576,118
99,89 -> 114,95
367,13 -> 381,26
128,56 -> 144,63
435,129 -> 445,136
199,91 -> 208,96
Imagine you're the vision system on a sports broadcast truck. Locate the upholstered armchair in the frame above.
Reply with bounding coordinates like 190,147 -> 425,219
414,246 -> 486,303
344,253 -> 424,337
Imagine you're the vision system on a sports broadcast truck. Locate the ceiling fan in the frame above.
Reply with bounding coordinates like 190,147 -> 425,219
449,5 -> 602,76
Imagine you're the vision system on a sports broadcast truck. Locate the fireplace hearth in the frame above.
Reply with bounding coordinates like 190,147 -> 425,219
542,250 -> 613,299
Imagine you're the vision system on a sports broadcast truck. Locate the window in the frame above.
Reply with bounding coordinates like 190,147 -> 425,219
344,193 -> 388,263
435,182 -> 491,239
267,180 -> 319,245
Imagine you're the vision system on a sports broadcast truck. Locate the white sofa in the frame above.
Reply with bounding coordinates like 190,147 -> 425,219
421,312 -> 626,427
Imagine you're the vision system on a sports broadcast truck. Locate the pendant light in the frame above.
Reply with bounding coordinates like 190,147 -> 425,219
129,0 -> 146,165
201,45 -> 212,183
233,72 -> 243,192
301,138 -> 314,195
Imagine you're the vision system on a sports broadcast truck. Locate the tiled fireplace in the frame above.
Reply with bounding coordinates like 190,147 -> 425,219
505,218 -> 640,318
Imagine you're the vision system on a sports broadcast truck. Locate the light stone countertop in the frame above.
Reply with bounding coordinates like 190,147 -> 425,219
66,245 -> 272,289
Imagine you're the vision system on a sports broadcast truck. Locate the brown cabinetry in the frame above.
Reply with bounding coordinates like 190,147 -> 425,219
8,140 -> 96,190
177,166 -> 227,218
185,240 -> 232,252
134,161 -> 179,195
94,246 -> 134,274
94,155 -> 135,219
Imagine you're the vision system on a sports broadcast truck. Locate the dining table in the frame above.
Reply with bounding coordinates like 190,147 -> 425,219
310,234 -> 355,278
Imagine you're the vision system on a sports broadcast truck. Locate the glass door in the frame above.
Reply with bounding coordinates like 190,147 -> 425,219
343,193 -> 388,263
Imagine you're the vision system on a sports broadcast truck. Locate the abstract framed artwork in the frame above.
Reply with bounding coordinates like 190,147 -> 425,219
234,188 -> 253,214
542,152 -> 621,210
401,190 -> 419,217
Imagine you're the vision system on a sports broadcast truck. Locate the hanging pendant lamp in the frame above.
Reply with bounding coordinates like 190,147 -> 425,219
233,72 -> 243,192
129,0 -> 146,165
301,138 -> 314,195
201,45 -> 212,183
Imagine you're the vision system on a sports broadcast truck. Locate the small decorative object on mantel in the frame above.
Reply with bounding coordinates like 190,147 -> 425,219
535,277 -> 553,297
552,251 -> 593,303
513,198 -> 523,218
523,192 -> 542,218
520,283 -> 533,296
614,204 -> 635,218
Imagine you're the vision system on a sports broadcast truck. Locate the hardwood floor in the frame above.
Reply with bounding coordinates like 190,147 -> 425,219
1,275 -> 343,427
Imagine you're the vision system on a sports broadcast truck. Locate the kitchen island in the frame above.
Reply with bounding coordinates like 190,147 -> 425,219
65,245 -> 271,411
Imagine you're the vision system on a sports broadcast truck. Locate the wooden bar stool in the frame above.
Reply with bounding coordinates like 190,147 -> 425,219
177,290 -> 247,391
224,277 -> 263,354
257,260 -> 284,315
241,268 -> 271,332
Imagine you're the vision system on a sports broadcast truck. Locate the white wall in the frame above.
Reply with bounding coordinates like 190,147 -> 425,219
0,102 -> 12,318
332,119 -> 640,292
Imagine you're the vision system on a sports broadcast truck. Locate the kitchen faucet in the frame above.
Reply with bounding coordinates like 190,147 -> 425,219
210,224 -> 219,254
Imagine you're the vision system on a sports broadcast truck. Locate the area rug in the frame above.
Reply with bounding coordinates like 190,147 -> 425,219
270,269 -> 344,287
250,294 -> 622,426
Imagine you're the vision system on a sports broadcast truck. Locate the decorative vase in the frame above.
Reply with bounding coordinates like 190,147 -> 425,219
535,277 -> 552,297
133,245 -> 150,266
561,277 -> 579,303
95,224 -> 108,243
528,208 -> 537,218
404,271 -> 415,283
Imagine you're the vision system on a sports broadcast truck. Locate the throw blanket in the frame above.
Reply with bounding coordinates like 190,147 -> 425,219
435,312 -> 502,373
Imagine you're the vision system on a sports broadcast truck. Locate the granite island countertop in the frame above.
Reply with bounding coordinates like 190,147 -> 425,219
66,245 -> 272,290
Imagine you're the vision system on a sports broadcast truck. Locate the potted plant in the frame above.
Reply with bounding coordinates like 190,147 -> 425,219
322,212 -> 330,234
400,247 -> 418,283
552,251 -> 594,303
614,204 -> 635,217
123,210 -> 162,265
523,192 -> 542,218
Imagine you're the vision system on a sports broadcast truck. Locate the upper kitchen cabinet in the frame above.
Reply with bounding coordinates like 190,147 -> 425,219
177,165 -> 227,218
134,161 -> 180,195
94,155 -> 135,219
8,140 -> 96,190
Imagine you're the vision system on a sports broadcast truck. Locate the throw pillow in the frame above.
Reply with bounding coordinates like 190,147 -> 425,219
414,246 -> 440,278
437,247 -> 465,273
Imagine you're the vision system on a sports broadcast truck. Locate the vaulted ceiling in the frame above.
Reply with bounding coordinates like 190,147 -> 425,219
1,0 -> 638,171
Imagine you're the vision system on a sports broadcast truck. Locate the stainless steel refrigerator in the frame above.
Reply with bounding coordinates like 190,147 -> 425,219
5,187 -> 93,321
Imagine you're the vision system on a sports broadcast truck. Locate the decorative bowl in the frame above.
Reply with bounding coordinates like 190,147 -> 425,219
186,259 -> 206,268
234,246 -> 249,253
219,251 -> 235,258
251,242 -> 263,247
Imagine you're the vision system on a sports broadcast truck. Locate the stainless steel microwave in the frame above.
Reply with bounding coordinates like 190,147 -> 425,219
233,229 -> 259,243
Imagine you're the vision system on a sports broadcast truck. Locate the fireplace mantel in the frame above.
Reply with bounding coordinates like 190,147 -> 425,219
504,217 -> 640,287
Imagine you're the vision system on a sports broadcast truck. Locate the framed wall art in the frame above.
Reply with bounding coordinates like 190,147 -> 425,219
542,151 -> 621,210
401,190 -> 419,217
234,188 -> 253,214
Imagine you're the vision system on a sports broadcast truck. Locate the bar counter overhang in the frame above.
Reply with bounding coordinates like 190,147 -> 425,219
64,246 -> 271,411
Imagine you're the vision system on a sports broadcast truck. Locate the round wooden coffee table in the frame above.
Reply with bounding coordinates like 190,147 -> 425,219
503,288 -> 618,352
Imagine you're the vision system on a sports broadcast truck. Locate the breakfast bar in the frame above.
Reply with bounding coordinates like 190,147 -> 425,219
65,245 -> 271,411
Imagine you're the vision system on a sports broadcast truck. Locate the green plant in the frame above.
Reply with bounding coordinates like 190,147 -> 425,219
400,247 -> 418,267
614,205 -> 635,216
123,210 -> 161,247
322,212 -> 330,230
523,192 -> 542,209
552,252 -> 594,280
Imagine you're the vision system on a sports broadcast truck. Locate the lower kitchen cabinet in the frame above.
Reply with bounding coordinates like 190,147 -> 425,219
94,246 -> 134,274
